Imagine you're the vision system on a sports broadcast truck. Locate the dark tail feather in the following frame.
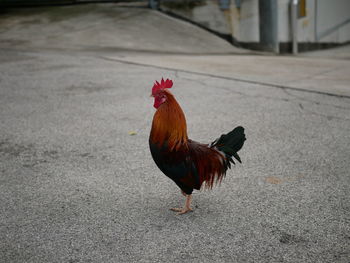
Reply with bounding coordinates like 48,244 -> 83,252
210,126 -> 246,164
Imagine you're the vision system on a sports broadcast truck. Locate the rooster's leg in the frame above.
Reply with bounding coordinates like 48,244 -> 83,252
170,194 -> 193,215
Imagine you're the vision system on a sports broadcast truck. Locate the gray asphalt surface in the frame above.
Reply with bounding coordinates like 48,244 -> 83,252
1,4 -> 350,263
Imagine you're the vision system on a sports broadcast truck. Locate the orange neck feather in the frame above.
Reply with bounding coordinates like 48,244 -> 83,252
150,91 -> 188,151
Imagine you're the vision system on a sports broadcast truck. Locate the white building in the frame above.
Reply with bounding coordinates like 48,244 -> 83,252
235,0 -> 350,52
160,0 -> 350,53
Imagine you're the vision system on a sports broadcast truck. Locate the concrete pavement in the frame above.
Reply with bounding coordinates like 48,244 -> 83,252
1,3 -> 350,263
302,44 -> 350,60
0,2 -> 245,54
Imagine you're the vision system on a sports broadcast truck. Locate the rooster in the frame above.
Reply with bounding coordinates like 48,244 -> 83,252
149,78 -> 246,214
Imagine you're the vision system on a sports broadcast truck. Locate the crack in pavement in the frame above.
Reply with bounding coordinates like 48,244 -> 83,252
282,89 -> 350,110
100,56 -> 350,99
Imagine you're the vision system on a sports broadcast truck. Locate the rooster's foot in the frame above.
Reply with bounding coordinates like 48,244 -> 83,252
170,207 -> 193,215
170,194 -> 193,215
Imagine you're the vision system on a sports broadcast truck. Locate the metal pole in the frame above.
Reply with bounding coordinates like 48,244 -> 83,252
291,0 -> 298,54
259,0 -> 279,53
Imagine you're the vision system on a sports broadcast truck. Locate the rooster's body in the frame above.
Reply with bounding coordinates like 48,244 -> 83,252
149,79 -> 245,214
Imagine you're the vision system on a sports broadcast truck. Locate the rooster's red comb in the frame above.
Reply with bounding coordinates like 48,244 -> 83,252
152,78 -> 173,96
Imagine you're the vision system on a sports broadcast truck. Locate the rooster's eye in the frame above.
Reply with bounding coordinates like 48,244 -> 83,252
157,94 -> 166,100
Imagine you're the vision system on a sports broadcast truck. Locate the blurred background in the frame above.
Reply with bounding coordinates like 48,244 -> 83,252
1,0 -> 350,53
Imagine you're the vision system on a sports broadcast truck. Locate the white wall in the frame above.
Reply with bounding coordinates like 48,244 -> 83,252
233,0 -> 260,42
278,0 -> 316,42
234,0 -> 350,44
161,0 -> 350,44
316,0 -> 350,42
276,0 -> 290,42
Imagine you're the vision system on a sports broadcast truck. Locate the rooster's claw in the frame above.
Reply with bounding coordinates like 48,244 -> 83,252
170,207 -> 193,215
